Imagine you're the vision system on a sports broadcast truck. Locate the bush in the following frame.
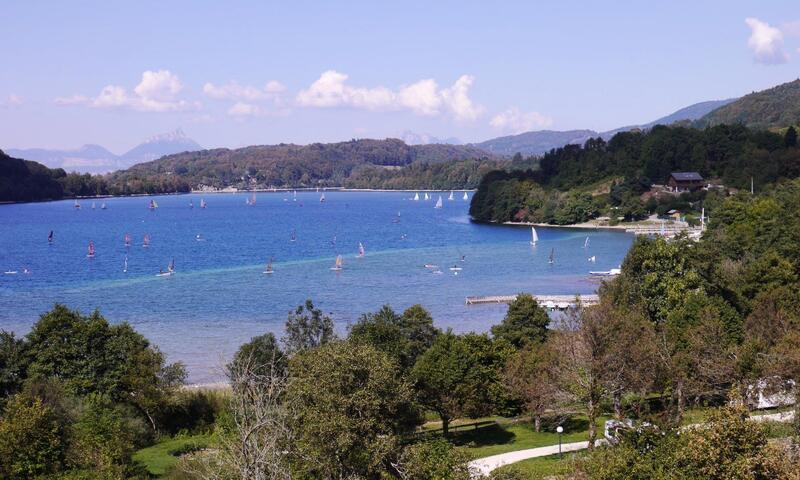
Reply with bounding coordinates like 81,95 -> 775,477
0,395 -> 67,479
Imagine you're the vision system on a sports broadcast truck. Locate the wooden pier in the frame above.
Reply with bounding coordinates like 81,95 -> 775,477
465,294 -> 599,310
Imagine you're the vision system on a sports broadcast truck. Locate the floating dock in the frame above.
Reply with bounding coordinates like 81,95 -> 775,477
465,294 -> 599,310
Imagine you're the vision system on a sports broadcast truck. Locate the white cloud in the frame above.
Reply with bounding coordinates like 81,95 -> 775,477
203,80 -> 286,101
296,70 -> 482,121
490,107 -> 553,134
1,94 -> 22,108
227,102 -> 263,117
59,70 -> 197,112
745,18 -> 789,64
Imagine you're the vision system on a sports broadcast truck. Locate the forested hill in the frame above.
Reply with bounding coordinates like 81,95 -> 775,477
107,138 -> 499,193
469,124 -> 800,224
0,150 -> 108,202
697,79 -> 800,129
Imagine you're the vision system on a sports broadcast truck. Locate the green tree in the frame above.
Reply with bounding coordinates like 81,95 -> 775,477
396,439 -> 472,480
412,332 -> 514,436
503,343 -> 555,431
0,395 -> 67,479
0,330 -> 27,402
784,125 -> 797,147
490,293 -> 550,348
287,341 -> 420,479
229,332 -> 286,377
283,299 -> 335,355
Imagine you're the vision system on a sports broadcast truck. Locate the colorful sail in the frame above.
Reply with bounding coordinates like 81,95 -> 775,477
124,233 -> 131,247
87,241 -> 95,258
143,234 -> 151,247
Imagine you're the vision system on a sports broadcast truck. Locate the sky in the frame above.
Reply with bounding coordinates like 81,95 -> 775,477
1,1 -> 799,153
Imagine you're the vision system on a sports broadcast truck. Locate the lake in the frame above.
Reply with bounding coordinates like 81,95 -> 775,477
0,191 -> 634,383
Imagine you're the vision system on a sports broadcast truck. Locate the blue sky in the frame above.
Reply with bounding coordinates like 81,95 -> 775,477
1,1 -> 798,152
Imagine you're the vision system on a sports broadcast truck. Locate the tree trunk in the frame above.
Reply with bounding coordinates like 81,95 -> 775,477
587,397 -> 597,451
613,391 -> 622,419
675,379 -> 685,425
534,414 -> 541,432
441,415 -> 450,437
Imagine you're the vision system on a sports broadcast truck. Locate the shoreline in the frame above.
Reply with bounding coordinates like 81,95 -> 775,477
502,220 -> 634,231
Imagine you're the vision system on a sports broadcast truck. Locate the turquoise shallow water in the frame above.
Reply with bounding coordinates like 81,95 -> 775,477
0,191 -> 633,382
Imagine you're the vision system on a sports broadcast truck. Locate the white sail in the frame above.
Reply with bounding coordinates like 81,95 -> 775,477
584,237 -> 590,249
462,191 -> 469,201
413,192 -> 420,201
320,192 -> 326,202
123,256 -> 128,273
435,196 -> 443,208
424,192 -> 429,200
530,227 -> 539,245
448,191 -> 454,200
358,242 -> 365,257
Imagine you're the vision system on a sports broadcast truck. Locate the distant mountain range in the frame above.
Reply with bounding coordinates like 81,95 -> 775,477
399,131 -> 463,146
473,98 -> 738,156
5,129 -> 202,174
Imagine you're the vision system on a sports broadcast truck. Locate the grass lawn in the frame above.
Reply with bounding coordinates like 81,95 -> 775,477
453,415 -> 611,459
494,452 -> 582,478
132,433 -> 212,477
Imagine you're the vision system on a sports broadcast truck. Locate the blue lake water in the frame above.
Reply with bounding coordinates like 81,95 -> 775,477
0,192 -> 633,382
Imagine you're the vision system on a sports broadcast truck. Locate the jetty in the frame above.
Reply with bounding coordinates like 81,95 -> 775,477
465,294 -> 599,310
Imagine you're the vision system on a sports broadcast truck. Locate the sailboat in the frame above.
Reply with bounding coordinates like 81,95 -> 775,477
330,255 -> 343,271
156,258 -> 175,277
48,230 -> 54,244
413,192 -> 420,201
142,234 -> 151,248
463,191 -> 469,201
123,256 -> 128,273
247,193 -> 256,205
530,227 -> 539,246
200,199 -> 207,209
424,192 -> 430,201
320,192 -> 326,203
124,233 -> 131,247
263,257 -> 274,274
101,203 -> 107,210
91,202 -> 96,210
74,199 -> 81,209
548,248 -> 555,264
584,237 -> 590,249
434,196 -> 443,209
358,242 -> 365,257
448,191 -> 454,201
87,241 -> 95,258
590,267 -> 621,277
290,229 -> 297,242
293,190 -> 297,201
149,199 -> 158,210
392,211 -> 401,224
189,200 -> 194,209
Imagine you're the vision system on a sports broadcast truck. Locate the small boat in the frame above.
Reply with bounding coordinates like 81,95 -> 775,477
246,193 -> 256,205
588,256 -> 596,262
123,256 -> 128,273
330,255 -> 343,271
101,203 -> 107,210
584,237 -> 590,249
358,242 -> 365,258
320,192 -> 326,203
449,265 -> 463,271
196,234 -> 205,241
448,191 -> 454,201
48,230 -> 54,244
590,267 -> 621,277
392,212 -> 401,224
434,196 -> 443,209
432,269 -> 444,275
424,264 -> 439,269
143,234 -> 151,248
463,191 -> 469,201
87,241 -> 95,258
413,192 -> 420,201
74,199 -> 81,209
424,192 -> 430,201
200,199 -> 207,209
91,202 -> 96,210
548,248 -> 555,265
530,227 -> 539,246
4,270 -> 18,275
156,258 -> 175,277
290,229 -> 297,242
263,257 -> 274,274
149,199 -> 158,210
124,233 -> 131,247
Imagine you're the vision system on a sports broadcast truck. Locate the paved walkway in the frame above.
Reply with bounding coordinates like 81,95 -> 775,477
469,410 -> 796,476
469,440 -> 606,476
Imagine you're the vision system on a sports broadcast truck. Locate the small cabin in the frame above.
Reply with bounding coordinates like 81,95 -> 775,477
668,172 -> 704,192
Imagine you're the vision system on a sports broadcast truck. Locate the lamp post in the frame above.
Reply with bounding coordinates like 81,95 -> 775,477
556,425 -> 564,459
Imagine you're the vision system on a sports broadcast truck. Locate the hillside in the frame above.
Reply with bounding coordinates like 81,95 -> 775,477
602,98 -> 737,138
107,138 -> 498,193
0,150 -> 110,202
5,129 -> 202,174
698,79 -> 800,129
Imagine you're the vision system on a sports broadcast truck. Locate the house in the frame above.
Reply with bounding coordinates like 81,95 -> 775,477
668,172 -> 704,192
